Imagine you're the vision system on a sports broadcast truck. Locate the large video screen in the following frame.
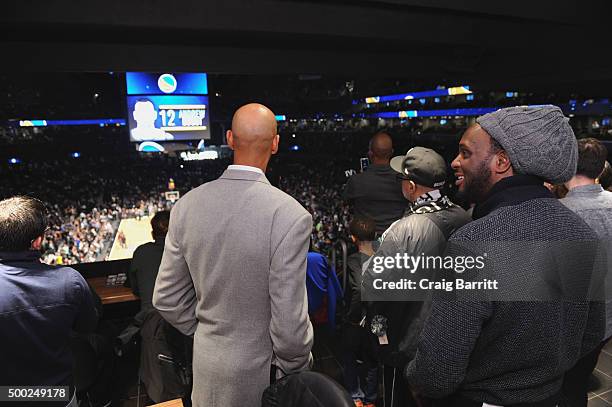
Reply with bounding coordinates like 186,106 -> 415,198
126,95 -> 210,141
126,72 -> 210,142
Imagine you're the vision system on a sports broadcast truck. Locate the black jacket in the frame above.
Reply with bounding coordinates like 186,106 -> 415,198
406,175 -> 605,404
363,200 -> 471,366
0,251 -> 98,389
129,239 -> 165,312
343,164 -> 406,234
346,251 -> 370,324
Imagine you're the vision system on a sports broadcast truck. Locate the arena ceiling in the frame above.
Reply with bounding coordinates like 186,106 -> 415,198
2,0 -> 610,96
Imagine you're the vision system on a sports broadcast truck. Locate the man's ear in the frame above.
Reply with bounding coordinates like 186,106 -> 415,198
494,151 -> 513,174
271,134 -> 280,155
226,130 -> 235,150
30,236 -> 43,251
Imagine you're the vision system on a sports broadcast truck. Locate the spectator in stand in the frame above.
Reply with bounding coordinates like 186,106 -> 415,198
0,196 -> 98,407
129,210 -> 170,315
406,106 -> 604,406
560,138 -> 612,406
362,147 -> 470,407
343,132 -> 406,234
120,211 -> 192,404
343,216 -> 378,407
153,103 -> 313,407
280,164 -> 352,257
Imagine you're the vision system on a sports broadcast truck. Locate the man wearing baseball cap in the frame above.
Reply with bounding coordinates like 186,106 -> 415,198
405,106 -> 605,406
362,146 -> 470,407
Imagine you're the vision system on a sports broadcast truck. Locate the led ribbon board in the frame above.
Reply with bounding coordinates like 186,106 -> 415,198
359,86 -> 472,104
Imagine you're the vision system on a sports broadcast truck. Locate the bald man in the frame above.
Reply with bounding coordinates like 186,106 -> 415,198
153,104 -> 314,407
344,132 -> 406,234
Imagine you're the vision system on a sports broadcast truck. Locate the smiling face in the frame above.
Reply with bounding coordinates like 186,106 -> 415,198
451,124 -> 511,204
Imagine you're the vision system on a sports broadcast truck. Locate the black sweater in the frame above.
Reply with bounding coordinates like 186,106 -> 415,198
406,176 -> 605,404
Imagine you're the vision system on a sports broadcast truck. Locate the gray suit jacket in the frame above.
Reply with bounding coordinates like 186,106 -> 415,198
153,168 -> 314,407
561,184 -> 612,339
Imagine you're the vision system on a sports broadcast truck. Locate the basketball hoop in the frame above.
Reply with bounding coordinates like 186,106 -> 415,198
164,191 -> 180,203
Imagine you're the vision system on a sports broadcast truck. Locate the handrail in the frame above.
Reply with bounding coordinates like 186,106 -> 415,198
331,238 -> 348,294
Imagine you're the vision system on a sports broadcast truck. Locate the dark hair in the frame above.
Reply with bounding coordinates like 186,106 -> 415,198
550,183 -> 569,199
349,216 -> 376,242
151,210 -> 170,239
369,132 -> 394,160
599,161 -> 612,190
488,136 -> 515,173
489,137 -> 504,155
576,138 -> 608,179
0,196 -> 48,251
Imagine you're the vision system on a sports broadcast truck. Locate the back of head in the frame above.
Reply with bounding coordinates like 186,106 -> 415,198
151,210 -> 170,240
0,196 -> 48,252
369,132 -> 394,162
229,103 -> 278,157
576,138 -> 608,180
390,146 -> 447,190
349,216 -> 376,242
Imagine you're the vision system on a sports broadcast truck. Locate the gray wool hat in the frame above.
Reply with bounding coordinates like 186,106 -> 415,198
476,105 -> 578,184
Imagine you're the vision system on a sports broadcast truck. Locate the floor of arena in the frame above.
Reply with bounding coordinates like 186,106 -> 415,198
108,216 -> 154,261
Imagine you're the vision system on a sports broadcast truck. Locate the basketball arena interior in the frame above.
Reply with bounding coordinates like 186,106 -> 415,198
2,2 -> 612,407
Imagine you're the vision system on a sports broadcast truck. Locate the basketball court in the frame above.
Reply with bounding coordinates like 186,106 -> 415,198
108,216 -> 154,261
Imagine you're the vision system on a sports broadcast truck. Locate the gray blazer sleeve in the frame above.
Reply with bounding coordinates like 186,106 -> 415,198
153,205 -> 198,336
269,212 -> 314,374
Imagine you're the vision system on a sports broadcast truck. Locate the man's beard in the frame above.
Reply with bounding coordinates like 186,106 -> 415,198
456,158 -> 495,205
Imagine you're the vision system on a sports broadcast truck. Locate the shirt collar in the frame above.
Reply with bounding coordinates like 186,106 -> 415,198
227,164 -> 264,175
0,250 -> 42,263
472,175 -> 553,220
566,183 -> 604,197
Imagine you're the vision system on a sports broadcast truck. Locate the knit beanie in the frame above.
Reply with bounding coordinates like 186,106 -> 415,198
476,105 -> 578,184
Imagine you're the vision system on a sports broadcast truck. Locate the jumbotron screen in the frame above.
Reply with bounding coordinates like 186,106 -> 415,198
126,72 -> 211,142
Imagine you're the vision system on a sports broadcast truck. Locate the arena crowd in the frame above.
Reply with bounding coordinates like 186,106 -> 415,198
1,103 -> 611,407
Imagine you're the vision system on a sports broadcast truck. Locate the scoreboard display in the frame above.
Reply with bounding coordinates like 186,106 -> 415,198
126,72 -> 210,142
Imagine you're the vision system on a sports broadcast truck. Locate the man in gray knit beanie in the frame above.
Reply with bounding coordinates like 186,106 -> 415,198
454,105 -> 577,205
405,105 -> 604,407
